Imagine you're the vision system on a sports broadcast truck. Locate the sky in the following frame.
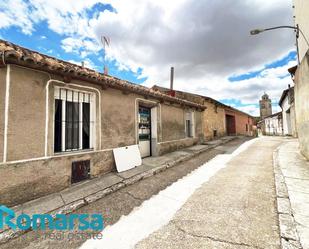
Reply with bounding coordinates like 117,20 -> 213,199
0,0 -> 297,116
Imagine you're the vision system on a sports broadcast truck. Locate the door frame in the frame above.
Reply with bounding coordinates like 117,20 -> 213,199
225,114 -> 236,135
135,98 -> 161,157
138,105 -> 152,158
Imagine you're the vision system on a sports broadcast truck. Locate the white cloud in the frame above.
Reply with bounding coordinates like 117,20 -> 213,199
0,0 -> 297,116
237,105 -> 260,117
0,0 -> 35,34
88,0 -> 296,116
0,1 -> 106,39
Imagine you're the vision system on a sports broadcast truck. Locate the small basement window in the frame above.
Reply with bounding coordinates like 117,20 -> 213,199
71,160 -> 90,184
54,88 -> 95,153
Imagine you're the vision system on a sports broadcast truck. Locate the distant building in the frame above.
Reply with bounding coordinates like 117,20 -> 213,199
152,85 -> 256,140
258,112 -> 283,136
292,0 -> 309,159
279,86 -> 297,137
259,93 -> 272,119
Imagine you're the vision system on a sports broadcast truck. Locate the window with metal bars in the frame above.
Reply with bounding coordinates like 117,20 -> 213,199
54,88 -> 94,153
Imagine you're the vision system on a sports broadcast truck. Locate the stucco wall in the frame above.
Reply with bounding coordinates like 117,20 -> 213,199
264,116 -> 283,136
236,113 -> 255,136
225,108 -> 255,136
290,103 -> 297,137
281,97 -> 293,136
101,88 -> 136,148
293,0 -> 309,61
0,67 -> 6,162
194,110 -> 203,141
0,150 -> 114,207
7,65 -> 48,161
235,113 -> 248,135
157,137 -> 198,155
279,88 -> 297,137
295,52 -> 309,159
161,104 -> 204,143
161,104 -> 186,141
203,101 -> 226,140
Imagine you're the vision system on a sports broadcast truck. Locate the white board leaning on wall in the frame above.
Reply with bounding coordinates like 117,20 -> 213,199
113,145 -> 142,172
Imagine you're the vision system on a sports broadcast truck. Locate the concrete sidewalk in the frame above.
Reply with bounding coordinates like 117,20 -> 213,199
274,139 -> 309,249
0,136 -> 237,244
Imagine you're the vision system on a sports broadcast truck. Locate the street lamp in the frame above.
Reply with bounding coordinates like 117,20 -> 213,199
250,25 -> 309,64
250,25 -> 299,35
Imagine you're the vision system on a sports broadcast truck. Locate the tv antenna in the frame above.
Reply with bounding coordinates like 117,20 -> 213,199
101,36 -> 110,74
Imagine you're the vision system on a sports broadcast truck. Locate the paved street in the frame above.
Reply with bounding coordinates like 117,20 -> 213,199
82,136 -> 283,249
2,136 -> 308,249
135,137 -> 283,249
0,137 -> 251,249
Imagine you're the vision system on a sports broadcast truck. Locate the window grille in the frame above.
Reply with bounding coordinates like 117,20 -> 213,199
54,88 -> 95,153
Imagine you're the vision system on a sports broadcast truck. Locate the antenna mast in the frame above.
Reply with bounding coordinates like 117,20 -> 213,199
101,36 -> 110,75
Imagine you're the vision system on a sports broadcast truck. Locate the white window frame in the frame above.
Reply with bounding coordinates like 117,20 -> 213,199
54,87 -> 96,153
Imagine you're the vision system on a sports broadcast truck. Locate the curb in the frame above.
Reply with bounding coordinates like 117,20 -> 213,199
0,136 -> 238,244
273,147 -> 303,249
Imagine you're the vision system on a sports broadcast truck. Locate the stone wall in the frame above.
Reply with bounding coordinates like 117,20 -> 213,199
295,52 -> 309,159
203,101 -> 226,140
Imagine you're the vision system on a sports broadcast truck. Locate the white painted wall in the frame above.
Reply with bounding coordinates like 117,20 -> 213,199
281,96 -> 292,135
264,115 -> 283,136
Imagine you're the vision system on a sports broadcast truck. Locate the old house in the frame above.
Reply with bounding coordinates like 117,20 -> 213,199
292,0 -> 309,159
258,112 -> 283,136
279,86 -> 297,137
0,40 -> 205,206
152,86 -> 256,140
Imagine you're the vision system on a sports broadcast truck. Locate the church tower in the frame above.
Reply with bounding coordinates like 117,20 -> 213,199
259,93 -> 272,119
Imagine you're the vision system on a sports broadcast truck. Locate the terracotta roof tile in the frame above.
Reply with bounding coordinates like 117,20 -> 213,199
0,39 -> 205,110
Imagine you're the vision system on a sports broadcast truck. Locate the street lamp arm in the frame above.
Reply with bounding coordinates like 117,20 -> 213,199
250,25 -> 309,48
263,25 -> 297,32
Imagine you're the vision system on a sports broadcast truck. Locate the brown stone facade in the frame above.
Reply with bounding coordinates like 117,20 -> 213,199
0,64 -> 204,206
203,101 -> 226,139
